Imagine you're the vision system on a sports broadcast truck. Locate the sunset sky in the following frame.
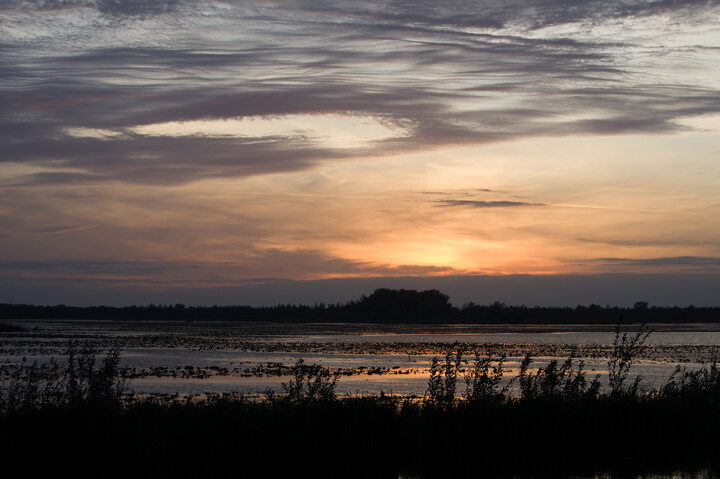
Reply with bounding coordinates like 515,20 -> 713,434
2,0 -> 720,307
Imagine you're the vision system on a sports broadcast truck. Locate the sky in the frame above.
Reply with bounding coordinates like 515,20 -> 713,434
1,0 -> 720,307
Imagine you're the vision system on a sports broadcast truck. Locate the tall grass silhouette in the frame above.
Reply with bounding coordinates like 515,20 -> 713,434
1,327 -> 719,477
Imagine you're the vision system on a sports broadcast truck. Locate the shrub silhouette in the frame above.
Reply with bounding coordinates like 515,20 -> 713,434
425,344 -> 463,406
518,353 -> 600,401
660,354 -> 720,402
281,358 -> 339,402
0,341 -> 127,412
608,322 -> 651,396
464,350 -> 509,402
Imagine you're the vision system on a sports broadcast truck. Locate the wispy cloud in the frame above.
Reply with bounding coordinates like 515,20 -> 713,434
30,225 -> 96,235
1,0 -> 719,303
435,200 -> 545,208
422,188 -> 504,196
1,1 -> 718,185
0,0 -> 178,15
0,248 -> 462,285
594,256 -> 720,267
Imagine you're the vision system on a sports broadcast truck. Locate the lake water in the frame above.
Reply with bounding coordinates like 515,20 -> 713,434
2,320 -> 719,397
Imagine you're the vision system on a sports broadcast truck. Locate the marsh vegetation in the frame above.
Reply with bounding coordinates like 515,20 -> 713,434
2,323 -> 719,477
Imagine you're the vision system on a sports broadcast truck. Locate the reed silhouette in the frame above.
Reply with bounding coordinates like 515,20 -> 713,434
281,358 -> 339,402
1,341 -> 126,412
1,329 -> 720,477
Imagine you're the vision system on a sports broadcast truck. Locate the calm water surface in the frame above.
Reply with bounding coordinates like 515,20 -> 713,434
2,320 -> 719,396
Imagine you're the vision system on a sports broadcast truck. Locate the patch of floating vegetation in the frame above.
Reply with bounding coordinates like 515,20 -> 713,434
3,338 -> 719,361
0,323 -> 28,333
1,322 -> 718,390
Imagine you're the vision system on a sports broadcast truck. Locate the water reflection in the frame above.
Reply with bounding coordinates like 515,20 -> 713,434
2,321 -> 719,397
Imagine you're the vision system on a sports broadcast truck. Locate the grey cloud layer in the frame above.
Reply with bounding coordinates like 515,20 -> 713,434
2,1 -> 719,185
0,250 -> 460,283
3,0 -> 716,25
596,256 -> 720,267
0,0 -> 178,14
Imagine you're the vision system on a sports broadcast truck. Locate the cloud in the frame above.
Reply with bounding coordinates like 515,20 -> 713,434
422,188 -> 504,196
594,256 -> 720,267
423,189 -> 545,211
435,200 -> 545,208
0,260 -> 193,276
0,248 -> 462,285
29,225 -> 96,235
1,0 -> 716,20
3,134 -> 342,185
576,237 -> 716,247
0,0 -> 178,14
212,0 -> 720,31
1,0 -> 719,185
96,0 -> 178,16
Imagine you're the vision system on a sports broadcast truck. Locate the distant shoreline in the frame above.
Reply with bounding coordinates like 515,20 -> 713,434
3,305 -> 720,324
2,287 -> 719,324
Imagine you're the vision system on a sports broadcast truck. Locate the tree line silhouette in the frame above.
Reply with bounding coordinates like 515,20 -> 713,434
2,288 -> 719,323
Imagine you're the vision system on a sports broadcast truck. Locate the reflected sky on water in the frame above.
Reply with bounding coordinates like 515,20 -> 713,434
2,321 -> 719,397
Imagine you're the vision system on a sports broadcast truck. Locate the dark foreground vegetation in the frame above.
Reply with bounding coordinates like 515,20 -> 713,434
2,327 -> 719,478
3,288 -> 720,323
